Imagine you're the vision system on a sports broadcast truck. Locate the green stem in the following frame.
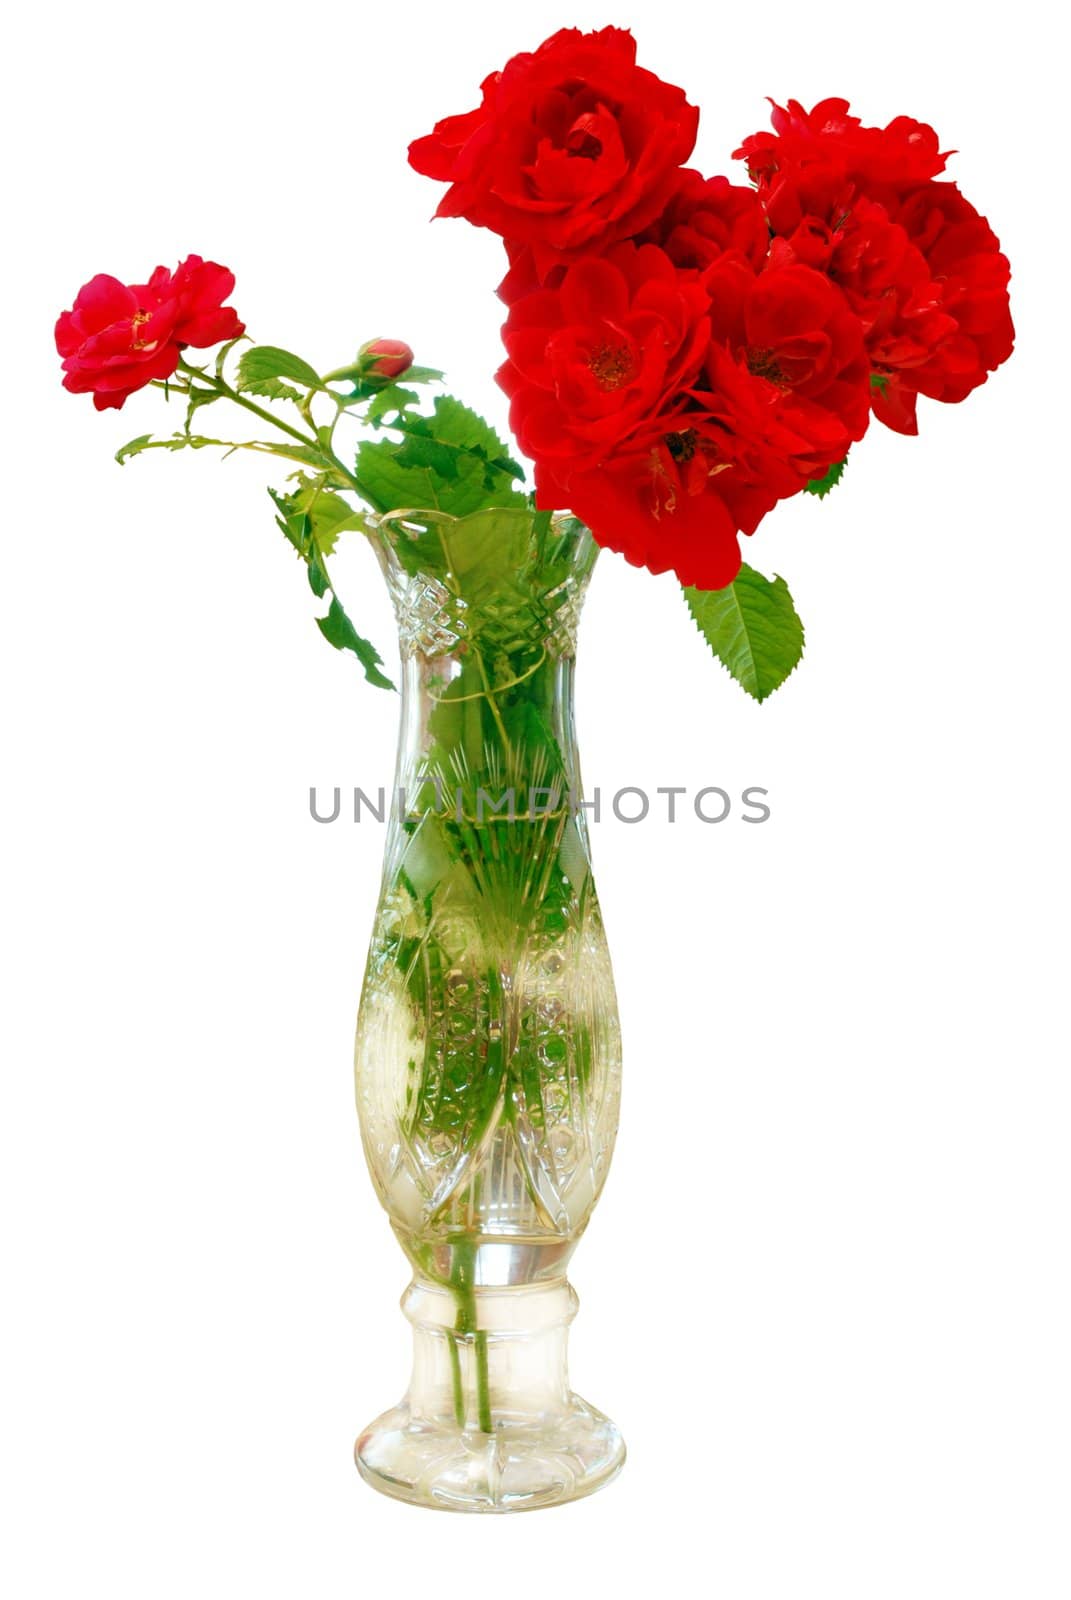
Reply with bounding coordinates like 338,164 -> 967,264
431,519 -> 514,768
177,359 -> 317,449
473,1334 -> 493,1434
446,1333 -> 466,1428
472,646 -> 514,770
451,1236 -> 493,1434
174,359 -> 390,513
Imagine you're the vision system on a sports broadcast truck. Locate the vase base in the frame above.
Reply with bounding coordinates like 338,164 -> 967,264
355,1395 -> 625,1513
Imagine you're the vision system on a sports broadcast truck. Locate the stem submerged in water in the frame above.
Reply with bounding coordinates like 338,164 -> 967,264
473,1333 -> 493,1434
446,1332 -> 465,1427
451,1236 -> 494,1433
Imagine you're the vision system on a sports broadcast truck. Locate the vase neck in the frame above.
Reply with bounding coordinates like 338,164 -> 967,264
374,507 -> 597,647
374,508 -> 596,813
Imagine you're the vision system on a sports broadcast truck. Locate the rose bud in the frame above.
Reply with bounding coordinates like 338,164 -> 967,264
358,338 -> 414,379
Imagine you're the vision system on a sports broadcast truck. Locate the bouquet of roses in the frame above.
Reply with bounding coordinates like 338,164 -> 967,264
52,26 -> 1018,1512
56,25 -> 1013,699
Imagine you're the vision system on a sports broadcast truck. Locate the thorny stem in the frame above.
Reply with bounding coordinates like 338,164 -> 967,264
172,357 -> 389,513
177,359 -> 318,449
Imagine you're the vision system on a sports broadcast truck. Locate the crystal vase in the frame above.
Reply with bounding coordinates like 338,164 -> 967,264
353,506 -> 624,1512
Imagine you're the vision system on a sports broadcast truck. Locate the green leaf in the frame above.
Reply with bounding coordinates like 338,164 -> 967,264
237,345 -> 323,395
356,394 -> 528,518
238,375 -> 305,404
684,563 -> 804,702
184,385 -> 225,432
259,443 -> 348,479
115,432 -> 230,464
398,365 -> 444,385
436,505 -> 537,598
366,384 -> 420,424
316,595 -> 393,689
306,548 -> 330,599
116,432 -> 340,475
804,458 -> 846,498
870,372 -> 890,395
268,482 -> 387,687
274,474 -> 368,557
115,434 -> 154,463
329,365 -> 444,410
214,333 -> 249,379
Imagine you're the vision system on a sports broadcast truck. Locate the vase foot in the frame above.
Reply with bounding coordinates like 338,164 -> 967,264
355,1277 -> 625,1512
355,1394 -> 625,1513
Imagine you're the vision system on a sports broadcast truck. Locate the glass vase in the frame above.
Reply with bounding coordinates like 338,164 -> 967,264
353,506 -> 624,1512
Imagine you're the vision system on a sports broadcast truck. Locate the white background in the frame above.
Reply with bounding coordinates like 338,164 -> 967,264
2,2 -> 1066,1595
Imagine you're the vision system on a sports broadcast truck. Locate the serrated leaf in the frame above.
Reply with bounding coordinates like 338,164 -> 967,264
804,458 -> 846,498
366,384 -> 420,424
269,487 -> 308,553
398,365 -> 444,385
316,595 -> 393,689
394,432 -> 462,478
355,394 -> 527,518
276,475 -> 368,557
419,395 -> 526,481
237,345 -> 323,394
684,563 -> 804,702
115,434 -> 154,463
115,432 -> 229,464
238,375 -> 305,404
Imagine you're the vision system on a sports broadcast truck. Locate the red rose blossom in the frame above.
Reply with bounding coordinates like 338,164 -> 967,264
705,253 -> 872,448
542,443 -> 744,590
409,26 -> 698,274
529,337 -> 848,591
499,242 -> 711,468
732,100 -> 1013,435
639,170 -> 769,274
870,183 -> 1014,430
55,256 -> 244,411
765,186 -> 1014,435
55,276 -> 184,411
734,98 -> 948,220
497,226 -> 869,587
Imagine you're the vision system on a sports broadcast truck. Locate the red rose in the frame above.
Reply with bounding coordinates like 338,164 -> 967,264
56,256 -> 244,411
55,276 -> 182,411
541,443 -> 744,590
497,243 -> 558,307
640,170 -> 769,274
499,242 -> 711,467
690,340 -> 855,529
498,236 -> 865,587
409,27 -> 698,274
696,251 -> 870,457
810,186 -> 1012,435
732,101 -> 1012,435
731,99 -> 949,289
530,340 -> 846,591
877,183 -> 1014,427
150,255 -> 245,348
735,98 -> 947,217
